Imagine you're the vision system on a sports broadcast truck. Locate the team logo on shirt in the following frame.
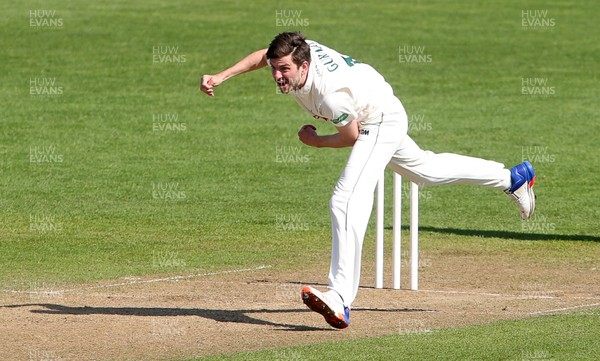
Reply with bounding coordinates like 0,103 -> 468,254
331,113 -> 348,124
311,113 -> 348,124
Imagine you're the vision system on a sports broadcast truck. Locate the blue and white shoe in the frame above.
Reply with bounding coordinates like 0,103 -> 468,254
301,286 -> 350,329
505,161 -> 536,220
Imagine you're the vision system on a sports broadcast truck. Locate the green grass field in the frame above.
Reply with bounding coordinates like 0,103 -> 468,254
1,0 -> 599,360
197,310 -> 600,361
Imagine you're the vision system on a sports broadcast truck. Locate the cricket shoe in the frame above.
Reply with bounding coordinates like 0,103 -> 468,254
505,161 -> 536,220
301,286 -> 350,329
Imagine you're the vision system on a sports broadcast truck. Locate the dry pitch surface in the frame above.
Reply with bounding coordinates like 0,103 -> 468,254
1,251 -> 599,360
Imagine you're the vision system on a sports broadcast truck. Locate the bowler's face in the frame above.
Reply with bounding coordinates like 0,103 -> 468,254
269,54 -> 308,94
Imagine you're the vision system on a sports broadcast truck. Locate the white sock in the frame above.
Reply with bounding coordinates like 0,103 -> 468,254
325,290 -> 345,308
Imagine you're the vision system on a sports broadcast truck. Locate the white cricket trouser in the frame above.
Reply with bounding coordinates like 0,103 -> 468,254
328,111 -> 511,306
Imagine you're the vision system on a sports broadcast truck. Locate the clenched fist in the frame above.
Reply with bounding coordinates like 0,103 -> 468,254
298,124 -> 319,147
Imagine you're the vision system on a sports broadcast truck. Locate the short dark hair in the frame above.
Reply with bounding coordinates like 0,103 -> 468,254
266,32 -> 311,67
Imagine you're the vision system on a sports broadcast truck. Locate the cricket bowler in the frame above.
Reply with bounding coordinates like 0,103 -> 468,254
200,32 -> 536,329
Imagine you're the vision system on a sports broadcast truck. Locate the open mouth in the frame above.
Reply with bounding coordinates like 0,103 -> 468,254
276,78 -> 289,92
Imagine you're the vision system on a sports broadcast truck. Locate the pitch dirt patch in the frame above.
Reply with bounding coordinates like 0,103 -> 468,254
1,253 -> 599,360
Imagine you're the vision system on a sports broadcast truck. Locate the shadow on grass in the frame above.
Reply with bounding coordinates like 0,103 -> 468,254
402,225 -> 600,242
3,303 -> 434,331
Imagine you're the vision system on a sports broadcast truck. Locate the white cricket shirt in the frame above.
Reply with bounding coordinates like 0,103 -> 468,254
292,40 -> 404,128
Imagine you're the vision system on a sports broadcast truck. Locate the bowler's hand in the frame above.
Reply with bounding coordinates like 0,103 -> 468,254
200,74 -> 224,96
298,124 -> 319,147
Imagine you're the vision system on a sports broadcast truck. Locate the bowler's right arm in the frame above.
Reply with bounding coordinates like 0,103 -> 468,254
200,49 -> 268,96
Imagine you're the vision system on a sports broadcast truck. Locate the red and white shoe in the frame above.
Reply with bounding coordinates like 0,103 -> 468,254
301,286 -> 350,329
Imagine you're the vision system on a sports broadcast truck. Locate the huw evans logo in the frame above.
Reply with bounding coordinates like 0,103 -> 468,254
401,182 -> 433,201
398,319 -> 431,334
275,214 -> 309,231
274,283 -> 297,302
402,249 -> 432,268
29,214 -> 63,232
275,145 -> 310,163
151,182 -> 187,200
522,214 -> 556,232
29,77 -> 63,95
520,349 -> 554,360
521,78 -> 555,96
522,146 -> 556,163
275,10 -> 309,27
152,250 -> 186,268
29,10 -> 63,29
28,350 -> 66,361
408,114 -> 432,132
28,281 -> 64,300
152,113 -> 187,131
274,350 -> 306,361
399,46 -> 432,63
519,282 -> 554,299
521,10 -> 555,30
152,45 -> 186,63
29,145 -> 63,163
